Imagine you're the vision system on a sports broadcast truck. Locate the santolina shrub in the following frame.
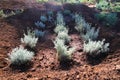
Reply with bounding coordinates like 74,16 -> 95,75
34,29 -> 45,38
8,46 -> 34,66
21,29 -> 38,48
54,38 -> 75,61
83,39 -> 109,57
57,31 -> 71,43
75,14 -> 99,41
54,12 -> 75,61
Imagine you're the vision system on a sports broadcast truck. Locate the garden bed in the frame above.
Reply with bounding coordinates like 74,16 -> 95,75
0,0 -> 120,80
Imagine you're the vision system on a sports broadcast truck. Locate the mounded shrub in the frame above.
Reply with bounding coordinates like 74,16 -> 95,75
8,46 -> 34,66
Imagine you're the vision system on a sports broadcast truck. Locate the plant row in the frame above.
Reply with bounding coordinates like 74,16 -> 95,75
7,11 -> 110,69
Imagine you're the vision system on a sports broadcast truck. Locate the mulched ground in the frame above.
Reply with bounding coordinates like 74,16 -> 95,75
0,0 -> 120,80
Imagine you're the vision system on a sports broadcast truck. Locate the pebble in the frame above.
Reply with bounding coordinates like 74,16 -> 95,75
30,68 -> 36,72
116,65 -> 120,71
76,75 -> 80,79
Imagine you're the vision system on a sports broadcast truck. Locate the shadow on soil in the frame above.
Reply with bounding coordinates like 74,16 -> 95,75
86,53 -> 108,65
10,61 -> 33,72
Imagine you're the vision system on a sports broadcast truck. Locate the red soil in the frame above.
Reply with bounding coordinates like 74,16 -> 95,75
0,0 -> 120,80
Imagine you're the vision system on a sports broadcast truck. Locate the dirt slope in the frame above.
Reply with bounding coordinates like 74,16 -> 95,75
0,0 -> 120,80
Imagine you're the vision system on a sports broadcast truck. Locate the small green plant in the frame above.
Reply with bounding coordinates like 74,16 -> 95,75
34,29 -> 45,38
0,9 -> 24,18
54,25 -> 68,34
87,0 -> 96,4
83,39 -> 109,57
57,31 -> 71,43
40,15 -> 47,22
54,13 -> 75,62
54,12 -> 68,34
21,29 -> 38,48
96,1 -> 120,12
82,27 -> 100,41
75,14 -> 86,34
95,12 -> 118,26
54,38 -> 75,61
96,0 -> 110,11
35,21 -> 46,28
111,5 -> 120,12
8,46 -> 34,66
95,12 -> 106,22
105,13 -> 118,26
75,14 -> 99,41
110,2 -> 120,12
56,12 -> 65,26
0,10 -> 4,17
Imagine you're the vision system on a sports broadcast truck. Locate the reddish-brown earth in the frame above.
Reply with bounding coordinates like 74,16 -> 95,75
0,0 -> 120,80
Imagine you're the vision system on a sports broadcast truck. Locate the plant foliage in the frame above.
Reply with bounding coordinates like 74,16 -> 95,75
57,31 -> 71,43
75,14 -> 86,33
35,21 -> 45,28
96,0 -> 110,11
75,14 -> 99,41
21,29 -> 38,48
54,38 -> 75,61
82,27 -> 100,41
34,29 -> 45,38
83,39 -> 110,57
8,46 -> 34,66
40,15 -> 47,22
54,25 -> 68,34
95,12 -> 118,26
56,12 -> 65,26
